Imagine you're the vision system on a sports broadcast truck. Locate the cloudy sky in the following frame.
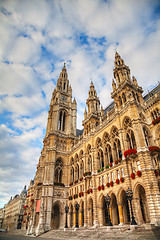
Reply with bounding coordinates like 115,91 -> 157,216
0,0 -> 160,208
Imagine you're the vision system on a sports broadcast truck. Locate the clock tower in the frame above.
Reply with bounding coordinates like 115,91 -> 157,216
45,63 -> 77,137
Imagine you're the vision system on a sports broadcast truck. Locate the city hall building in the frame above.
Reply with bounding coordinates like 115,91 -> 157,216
22,52 -> 160,235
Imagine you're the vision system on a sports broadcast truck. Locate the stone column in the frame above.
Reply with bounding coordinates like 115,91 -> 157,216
73,211 -> 76,227
118,204 -> 124,225
79,210 -> 82,227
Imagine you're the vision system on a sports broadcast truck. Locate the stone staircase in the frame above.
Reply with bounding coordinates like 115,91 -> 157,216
38,226 -> 160,240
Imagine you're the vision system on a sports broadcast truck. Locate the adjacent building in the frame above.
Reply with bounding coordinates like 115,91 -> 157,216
2,186 -> 27,230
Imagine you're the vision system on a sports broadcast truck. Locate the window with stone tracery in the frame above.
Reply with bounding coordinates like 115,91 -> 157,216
55,158 -> 63,183
126,129 -> 136,149
58,110 -> 66,131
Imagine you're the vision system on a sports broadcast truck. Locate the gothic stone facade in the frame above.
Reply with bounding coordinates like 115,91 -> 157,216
25,53 -> 160,235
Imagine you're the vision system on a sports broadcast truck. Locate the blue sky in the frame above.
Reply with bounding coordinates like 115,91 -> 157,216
0,0 -> 160,208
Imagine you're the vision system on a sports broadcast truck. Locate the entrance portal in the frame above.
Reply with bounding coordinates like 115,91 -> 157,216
51,204 -> 60,229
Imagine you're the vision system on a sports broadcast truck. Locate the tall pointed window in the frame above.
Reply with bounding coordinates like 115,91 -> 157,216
59,110 -> 66,131
55,158 -> 63,183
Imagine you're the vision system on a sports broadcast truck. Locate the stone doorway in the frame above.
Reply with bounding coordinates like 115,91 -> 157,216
111,193 -> 120,225
102,196 -> 109,226
88,198 -> 94,226
51,204 -> 60,229
121,190 -> 130,224
134,184 -> 150,224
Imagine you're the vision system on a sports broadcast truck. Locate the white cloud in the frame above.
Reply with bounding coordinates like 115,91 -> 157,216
0,0 -> 160,208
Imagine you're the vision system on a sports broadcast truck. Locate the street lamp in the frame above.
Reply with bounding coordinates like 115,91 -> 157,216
75,203 -> 79,228
126,188 -> 137,225
105,194 -> 113,226
65,205 -> 69,228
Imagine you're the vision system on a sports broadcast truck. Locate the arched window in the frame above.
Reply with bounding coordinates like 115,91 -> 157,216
114,139 -> 122,160
55,158 -> 63,183
80,161 -> 84,177
71,167 -> 74,183
58,110 -> 66,131
122,93 -> 126,103
127,130 -> 136,149
88,155 -> 92,172
119,96 -> 122,106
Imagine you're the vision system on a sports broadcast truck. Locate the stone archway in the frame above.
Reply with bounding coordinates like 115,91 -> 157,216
134,184 -> 150,224
120,190 -> 130,224
51,204 -> 60,229
102,195 -> 109,226
111,193 -> 120,225
88,198 -> 94,226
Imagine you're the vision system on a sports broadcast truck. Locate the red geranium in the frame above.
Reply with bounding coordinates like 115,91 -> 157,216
90,189 -> 92,193
81,192 -> 84,196
152,116 -> 160,125
24,213 -> 27,215
131,173 -> 135,179
106,182 -> 110,187
155,170 -> 159,177
27,195 -> 30,198
137,170 -> 142,177
110,181 -> 113,187
98,186 -> 101,191
70,182 -> 73,186
120,177 -> 124,183
116,179 -> 120,184
101,185 -> 104,190
115,160 -> 118,165
110,163 -> 113,167
80,177 -> 83,181
23,220 -> 26,223
149,146 -> 160,152
124,149 -> 137,158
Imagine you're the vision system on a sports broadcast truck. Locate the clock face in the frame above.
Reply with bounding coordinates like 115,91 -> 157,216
61,96 -> 67,101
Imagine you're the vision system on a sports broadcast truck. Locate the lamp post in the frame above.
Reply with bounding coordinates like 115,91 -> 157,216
105,194 -> 113,226
75,203 -> 79,228
65,205 -> 69,228
126,188 -> 137,225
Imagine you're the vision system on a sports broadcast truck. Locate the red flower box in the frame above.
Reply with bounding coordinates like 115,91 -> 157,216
79,193 -> 81,197
31,199 -> 34,202
131,173 -> 135,179
90,189 -> 92,193
83,172 -> 88,177
101,185 -> 104,190
110,163 -> 113,167
70,182 -> 73,186
24,213 -> 27,215
116,179 -> 120,184
124,149 -> 137,158
80,177 -> 83,181
27,195 -> 30,198
120,177 -> 124,183
137,170 -> 142,177
155,170 -> 159,177
106,182 -> 110,187
97,186 -> 101,191
118,158 -> 122,162
81,192 -> 84,196
23,220 -> 26,223
115,160 -> 118,165
152,116 -> 160,125
31,194 -> 33,196
149,146 -> 160,152
109,181 -> 113,187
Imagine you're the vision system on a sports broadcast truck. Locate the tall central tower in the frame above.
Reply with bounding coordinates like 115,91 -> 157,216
34,64 -> 77,234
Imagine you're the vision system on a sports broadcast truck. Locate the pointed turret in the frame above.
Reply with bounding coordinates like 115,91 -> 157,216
113,52 -> 131,86
57,63 -> 69,92
111,52 -> 144,109
82,81 -> 100,134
